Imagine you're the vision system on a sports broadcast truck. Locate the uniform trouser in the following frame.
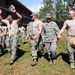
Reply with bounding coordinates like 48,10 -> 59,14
31,36 -> 44,60
45,39 -> 57,59
5,35 -> 18,60
0,37 -> 4,54
2,35 -> 6,47
67,36 -> 75,63
20,32 -> 25,43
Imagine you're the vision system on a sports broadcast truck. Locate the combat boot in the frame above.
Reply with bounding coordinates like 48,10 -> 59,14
70,62 -> 75,69
10,59 -> 14,65
31,59 -> 37,66
53,59 -> 56,64
49,58 -> 52,64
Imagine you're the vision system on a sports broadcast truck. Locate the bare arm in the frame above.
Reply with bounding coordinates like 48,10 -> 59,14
58,24 -> 67,38
59,24 -> 66,35
12,9 -> 22,23
0,9 -> 4,20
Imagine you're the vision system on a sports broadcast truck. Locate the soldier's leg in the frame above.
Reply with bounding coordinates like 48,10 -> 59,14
22,32 -> 25,44
38,39 -> 44,57
5,35 -> 11,55
67,36 -> 75,69
0,37 -> 4,54
10,35 -> 18,64
31,39 -> 38,66
50,39 -> 57,64
45,42 -> 52,64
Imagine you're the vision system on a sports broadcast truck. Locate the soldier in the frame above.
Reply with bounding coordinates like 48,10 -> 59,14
26,12 -> 43,66
0,22 -> 6,55
0,8 -> 22,65
19,26 -> 25,44
43,13 -> 59,64
1,26 -> 7,48
58,8 -> 75,69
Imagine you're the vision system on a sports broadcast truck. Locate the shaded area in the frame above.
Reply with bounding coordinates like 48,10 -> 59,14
44,52 -> 50,61
14,48 -> 26,62
44,52 -> 70,65
18,42 -> 28,47
0,45 -> 8,56
56,53 -> 70,64
0,50 -> 8,56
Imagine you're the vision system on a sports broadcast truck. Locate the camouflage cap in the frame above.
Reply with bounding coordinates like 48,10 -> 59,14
31,12 -> 38,17
46,13 -> 51,18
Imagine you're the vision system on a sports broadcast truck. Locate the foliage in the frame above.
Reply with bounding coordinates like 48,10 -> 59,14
39,0 -> 75,28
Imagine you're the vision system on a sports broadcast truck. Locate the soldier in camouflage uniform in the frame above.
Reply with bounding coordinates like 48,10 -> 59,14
0,8 -> 22,65
26,12 -> 43,66
19,26 -> 25,44
43,13 -> 59,64
0,22 -> 6,55
58,9 -> 75,69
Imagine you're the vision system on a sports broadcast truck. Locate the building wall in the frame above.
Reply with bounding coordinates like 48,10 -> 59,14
0,0 -> 32,27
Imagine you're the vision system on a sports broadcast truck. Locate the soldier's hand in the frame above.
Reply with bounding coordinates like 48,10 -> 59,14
0,9 -> 2,14
26,36 -> 29,40
57,34 -> 61,39
12,9 -> 16,13
33,35 -> 38,40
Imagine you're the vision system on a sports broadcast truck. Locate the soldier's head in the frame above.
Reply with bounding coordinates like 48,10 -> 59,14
31,12 -> 38,20
0,21 -> 2,26
7,15 -> 13,23
68,10 -> 75,19
40,18 -> 45,22
46,13 -> 51,23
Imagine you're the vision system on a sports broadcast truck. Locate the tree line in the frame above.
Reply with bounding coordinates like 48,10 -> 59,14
39,0 -> 75,28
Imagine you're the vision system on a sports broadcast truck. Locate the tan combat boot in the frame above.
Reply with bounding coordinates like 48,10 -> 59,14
31,59 -> 37,66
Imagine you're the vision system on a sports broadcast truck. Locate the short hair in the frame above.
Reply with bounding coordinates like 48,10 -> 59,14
7,15 -> 12,20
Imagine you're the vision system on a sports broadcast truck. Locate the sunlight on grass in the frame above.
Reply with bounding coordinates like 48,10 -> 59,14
0,31 -> 75,75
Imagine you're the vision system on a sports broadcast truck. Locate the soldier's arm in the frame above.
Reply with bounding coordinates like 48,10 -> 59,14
0,9 -> 4,21
26,26 -> 29,40
58,24 -> 67,38
12,9 -> 22,23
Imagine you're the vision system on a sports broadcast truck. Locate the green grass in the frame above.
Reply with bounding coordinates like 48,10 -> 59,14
0,31 -> 75,75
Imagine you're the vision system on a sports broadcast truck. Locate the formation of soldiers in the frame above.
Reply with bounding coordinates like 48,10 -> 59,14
0,5 -> 75,69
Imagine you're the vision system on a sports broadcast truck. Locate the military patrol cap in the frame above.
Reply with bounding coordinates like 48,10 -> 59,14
70,37 -> 75,47
46,13 -> 51,18
7,15 -> 12,19
31,12 -> 38,17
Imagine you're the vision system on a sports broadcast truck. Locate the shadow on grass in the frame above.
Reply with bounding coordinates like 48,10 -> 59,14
0,50 -> 8,56
44,52 -> 50,61
44,52 -> 70,65
18,42 -> 28,47
14,48 -> 29,62
56,53 -> 70,64
0,45 -> 8,56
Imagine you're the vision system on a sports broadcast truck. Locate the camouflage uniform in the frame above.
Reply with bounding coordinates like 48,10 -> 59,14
2,19 -> 19,64
0,25 -> 4,54
63,20 -> 75,68
27,21 -> 44,60
43,13 -> 59,64
19,26 -> 25,44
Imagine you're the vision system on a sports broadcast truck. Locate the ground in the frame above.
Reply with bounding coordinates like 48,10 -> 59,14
0,31 -> 75,75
